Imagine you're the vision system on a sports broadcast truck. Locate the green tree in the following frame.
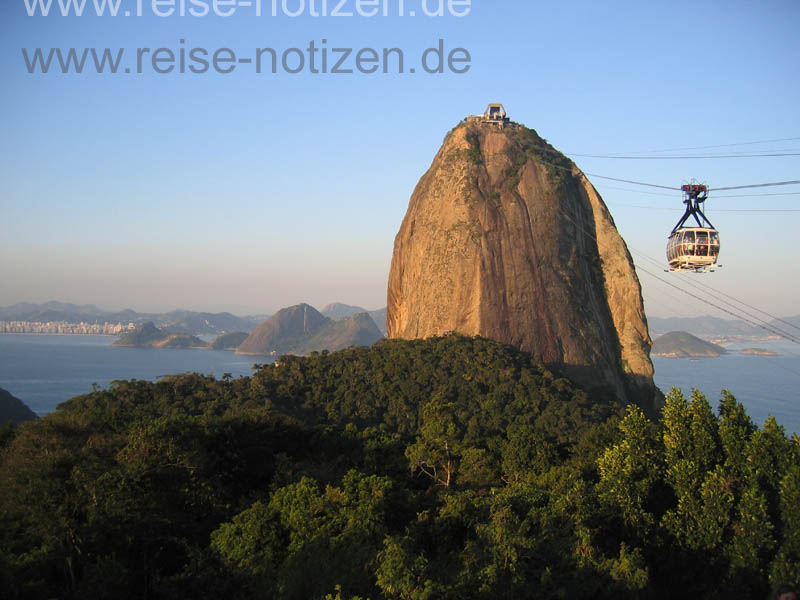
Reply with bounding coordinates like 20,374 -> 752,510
596,405 -> 661,535
213,472 -> 393,600
662,388 -> 721,499
662,465 -> 734,552
405,393 -> 464,488
726,481 -> 774,579
375,536 -> 436,600
210,500 -> 283,595
770,464 -> 800,587
746,416 -> 793,493
500,424 -> 557,485
717,390 -> 755,480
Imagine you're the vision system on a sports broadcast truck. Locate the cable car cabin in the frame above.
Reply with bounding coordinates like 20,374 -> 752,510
666,227 -> 720,272
666,183 -> 720,272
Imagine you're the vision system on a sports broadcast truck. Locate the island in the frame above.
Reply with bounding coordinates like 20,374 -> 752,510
651,331 -> 727,358
739,348 -> 781,356
208,331 -> 249,350
112,322 -> 207,349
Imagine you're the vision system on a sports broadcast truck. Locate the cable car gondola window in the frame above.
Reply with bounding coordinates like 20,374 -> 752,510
682,230 -> 695,255
696,231 -> 709,256
710,231 -> 720,256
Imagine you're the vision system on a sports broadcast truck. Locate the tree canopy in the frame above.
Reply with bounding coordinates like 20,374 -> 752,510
0,335 -> 797,599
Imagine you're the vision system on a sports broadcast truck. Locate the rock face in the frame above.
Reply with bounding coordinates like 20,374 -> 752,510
387,117 -> 659,411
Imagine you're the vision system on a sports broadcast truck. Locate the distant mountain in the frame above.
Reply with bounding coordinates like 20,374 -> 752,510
292,313 -> 384,354
770,315 -> 800,332
321,303 -> 387,336
208,331 -> 250,350
237,304 -> 329,356
157,311 -> 256,335
652,331 -> 727,358
0,387 -> 38,424
1,301 -> 392,338
0,302 -> 257,335
321,303 -> 368,319
237,304 -> 382,356
647,316 -> 762,340
0,301 -> 120,323
0,302 -> 42,319
112,322 -> 207,349
243,315 -> 271,327
368,308 -> 387,336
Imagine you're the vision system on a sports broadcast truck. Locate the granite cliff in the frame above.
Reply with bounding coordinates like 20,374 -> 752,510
387,114 -> 659,411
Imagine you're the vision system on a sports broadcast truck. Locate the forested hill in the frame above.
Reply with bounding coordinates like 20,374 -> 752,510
0,336 -> 797,599
0,387 -> 37,425
652,331 -> 727,358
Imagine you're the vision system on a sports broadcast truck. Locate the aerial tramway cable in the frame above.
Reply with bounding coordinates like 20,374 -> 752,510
553,198 -> 800,345
711,180 -> 800,191
521,139 -> 800,375
629,249 -> 800,343
567,152 -> 800,159
564,136 -> 800,156
526,154 -> 800,195
518,164 -> 800,379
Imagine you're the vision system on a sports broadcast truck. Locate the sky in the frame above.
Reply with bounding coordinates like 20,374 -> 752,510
1,0 -> 798,320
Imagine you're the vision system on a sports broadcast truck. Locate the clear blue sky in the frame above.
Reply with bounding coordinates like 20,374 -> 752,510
1,0 -> 798,318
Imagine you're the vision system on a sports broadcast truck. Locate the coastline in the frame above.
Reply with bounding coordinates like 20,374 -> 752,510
0,332 -> 117,337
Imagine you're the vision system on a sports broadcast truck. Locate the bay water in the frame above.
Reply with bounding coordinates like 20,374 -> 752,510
1,334 -> 798,435
0,334 -> 262,416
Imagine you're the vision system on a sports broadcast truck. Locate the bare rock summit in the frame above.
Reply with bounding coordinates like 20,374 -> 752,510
387,110 -> 660,412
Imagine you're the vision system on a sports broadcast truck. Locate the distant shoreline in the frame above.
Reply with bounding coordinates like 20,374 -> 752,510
0,332 -> 117,337
652,353 -> 719,359
739,348 -> 782,357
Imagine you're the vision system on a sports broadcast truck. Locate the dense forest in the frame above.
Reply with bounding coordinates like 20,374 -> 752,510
0,336 -> 797,599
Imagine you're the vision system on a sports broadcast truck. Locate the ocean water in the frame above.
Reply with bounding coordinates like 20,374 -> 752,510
652,339 -> 800,436
1,334 -> 798,436
0,335 -> 262,416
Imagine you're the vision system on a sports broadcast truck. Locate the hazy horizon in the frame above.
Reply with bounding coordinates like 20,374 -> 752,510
0,296 -> 797,323
0,297 -> 387,317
